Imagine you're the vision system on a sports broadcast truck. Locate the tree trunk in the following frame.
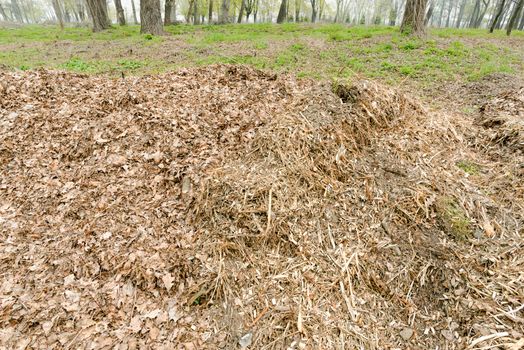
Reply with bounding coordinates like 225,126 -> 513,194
237,0 -> 245,22
519,6 -> 524,29
310,0 -> 317,22
490,0 -> 506,32
468,0 -> 480,27
294,0 -> 300,21
437,0 -> 444,27
389,1 -> 398,26
130,0 -> 139,23
193,0 -> 200,23
140,0 -> 163,34
52,0 -> 65,28
401,0 -> 428,35
0,3 -> 10,21
218,0 -> 230,23
86,0 -> 110,31
455,0 -> 466,27
164,0 -> 173,24
208,0 -> 212,22
11,0 -> 24,22
475,0 -> 490,27
276,0 -> 286,23
424,2 -> 434,25
507,0 -> 524,34
445,0 -> 452,27
114,0 -> 126,25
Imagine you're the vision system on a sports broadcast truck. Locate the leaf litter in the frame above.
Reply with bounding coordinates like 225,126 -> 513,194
0,65 -> 523,349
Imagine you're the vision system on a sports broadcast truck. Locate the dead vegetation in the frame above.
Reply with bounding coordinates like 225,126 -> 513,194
0,65 -> 523,349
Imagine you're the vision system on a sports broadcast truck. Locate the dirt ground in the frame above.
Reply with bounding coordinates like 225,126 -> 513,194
0,65 -> 523,349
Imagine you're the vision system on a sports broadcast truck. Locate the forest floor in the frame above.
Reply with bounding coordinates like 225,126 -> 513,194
0,24 -> 524,349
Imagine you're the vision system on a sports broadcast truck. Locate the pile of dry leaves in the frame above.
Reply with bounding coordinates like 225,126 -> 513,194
0,65 -> 522,349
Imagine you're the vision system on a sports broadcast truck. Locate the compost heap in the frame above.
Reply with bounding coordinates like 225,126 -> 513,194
0,66 -> 523,350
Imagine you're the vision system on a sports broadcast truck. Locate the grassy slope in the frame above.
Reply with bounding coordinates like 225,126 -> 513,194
0,23 -> 523,88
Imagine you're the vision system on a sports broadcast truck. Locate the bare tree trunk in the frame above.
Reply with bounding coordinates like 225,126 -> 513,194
11,0 -> 24,22
490,0 -> 506,32
77,0 -> 86,21
294,0 -> 299,21
218,0 -> 230,23
424,1 -> 434,25
310,0 -> 317,22
130,0 -> 139,23
445,0 -> 452,27
276,0 -> 286,23
208,0 -> 212,22
114,0 -> 126,25
437,0 -> 444,27
401,0 -> 428,35
237,0 -> 245,22
507,0 -> 524,34
52,0 -> 65,28
0,3 -> 10,21
519,7 -> 524,29
475,0 -> 490,27
140,0 -> 163,34
455,0 -> 466,27
86,0 -> 110,31
253,0 -> 258,22
193,0 -> 200,23
468,0 -> 480,27
389,1 -> 398,25
164,0 -> 173,24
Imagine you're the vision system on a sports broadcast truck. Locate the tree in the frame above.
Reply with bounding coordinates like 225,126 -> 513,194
276,0 -> 286,22
140,0 -> 163,34
51,0 -> 64,28
218,0 -> 230,23
164,0 -> 173,24
0,3 -> 10,21
131,0 -> 139,23
490,0 -> 506,32
401,0 -> 428,35
507,0 -> 524,35
208,0 -> 212,22
237,0 -> 245,22
454,0 -> 466,28
85,0 -> 110,31
310,0 -> 317,22
114,0 -> 125,25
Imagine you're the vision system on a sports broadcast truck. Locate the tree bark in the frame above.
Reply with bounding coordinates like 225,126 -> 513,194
507,0 -> 524,34
276,0 -> 286,22
519,6 -> 524,29
11,0 -> 24,22
140,0 -> 163,34
490,0 -> 506,32
455,0 -> 466,27
0,3 -> 10,21
86,0 -> 110,31
424,2 -> 434,25
218,0 -> 230,23
445,0 -> 452,27
52,0 -> 65,28
164,0 -> 173,24
294,0 -> 300,21
401,0 -> 428,35
310,0 -> 317,22
193,0 -> 200,24
131,0 -> 139,23
208,0 -> 212,22
237,0 -> 245,22
114,0 -> 126,25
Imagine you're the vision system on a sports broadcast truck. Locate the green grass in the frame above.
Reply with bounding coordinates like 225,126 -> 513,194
456,160 -> 481,175
436,196 -> 473,241
0,23 -> 522,88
